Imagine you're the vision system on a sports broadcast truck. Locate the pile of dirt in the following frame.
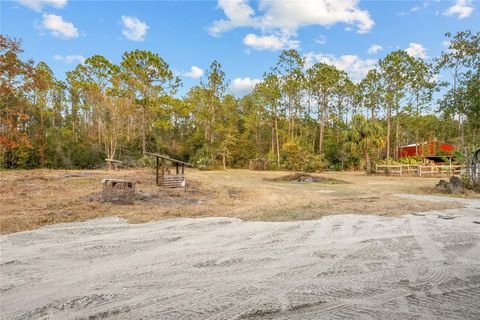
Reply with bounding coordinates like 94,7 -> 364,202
435,176 -> 463,194
266,173 -> 348,184
433,176 -> 480,195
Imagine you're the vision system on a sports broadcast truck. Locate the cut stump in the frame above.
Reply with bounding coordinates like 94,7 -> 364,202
102,179 -> 135,205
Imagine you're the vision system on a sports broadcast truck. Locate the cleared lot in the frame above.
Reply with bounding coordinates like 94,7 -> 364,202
0,169 -> 468,234
1,194 -> 479,319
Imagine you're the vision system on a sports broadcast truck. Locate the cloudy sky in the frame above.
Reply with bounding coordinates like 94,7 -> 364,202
1,0 -> 478,96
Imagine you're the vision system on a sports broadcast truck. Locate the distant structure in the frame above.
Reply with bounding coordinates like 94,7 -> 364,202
398,141 -> 455,163
145,152 -> 193,190
105,158 -> 122,171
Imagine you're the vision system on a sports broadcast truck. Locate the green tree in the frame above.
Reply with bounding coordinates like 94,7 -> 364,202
379,50 -> 412,161
217,94 -> 239,169
306,63 -> 341,155
344,115 -> 385,173
274,50 -> 304,139
30,62 -> 55,166
0,35 -> 34,167
68,55 -> 132,166
255,73 -> 282,165
406,57 -> 437,155
437,30 -> 480,152
359,69 -> 383,120
194,61 -> 228,164
120,50 -> 180,154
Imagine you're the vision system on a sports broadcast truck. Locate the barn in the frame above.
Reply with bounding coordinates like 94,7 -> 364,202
398,141 -> 455,158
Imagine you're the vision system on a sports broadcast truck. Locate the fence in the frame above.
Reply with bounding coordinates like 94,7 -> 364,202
375,164 -> 464,177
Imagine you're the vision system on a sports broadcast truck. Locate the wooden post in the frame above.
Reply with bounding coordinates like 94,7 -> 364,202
161,159 -> 165,187
176,163 -> 179,175
182,164 -> 184,174
449,158 -> 452,177
156,157 -> 159,186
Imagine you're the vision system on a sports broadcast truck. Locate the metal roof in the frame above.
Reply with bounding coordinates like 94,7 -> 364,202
144,152 -> 193,167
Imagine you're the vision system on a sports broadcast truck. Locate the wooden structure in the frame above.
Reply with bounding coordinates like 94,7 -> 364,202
145,152 -> 192,189
105,159 -> 122,171
375,163 -> 464,177
102,179 -> 135,204
398,141 -> 455,158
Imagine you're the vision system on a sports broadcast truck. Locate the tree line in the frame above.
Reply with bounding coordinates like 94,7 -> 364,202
0,31 -> 478,172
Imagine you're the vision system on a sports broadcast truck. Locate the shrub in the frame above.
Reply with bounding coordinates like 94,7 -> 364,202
303,154 -> 328,172
282,140 -> 304,171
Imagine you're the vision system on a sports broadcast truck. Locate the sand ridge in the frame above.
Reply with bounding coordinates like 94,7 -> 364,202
1,194 -> 479,319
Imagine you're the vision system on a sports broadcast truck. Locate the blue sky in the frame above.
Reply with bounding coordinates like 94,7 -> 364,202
1,0 -> 478,96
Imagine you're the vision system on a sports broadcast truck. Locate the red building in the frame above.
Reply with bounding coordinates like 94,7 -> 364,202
398,141 -> 455,158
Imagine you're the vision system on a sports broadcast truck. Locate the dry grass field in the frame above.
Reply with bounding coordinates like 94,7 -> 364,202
0,168 -> 468,234
2,169 -> 480,319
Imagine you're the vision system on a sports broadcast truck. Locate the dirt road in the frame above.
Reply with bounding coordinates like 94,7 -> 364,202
1,194 -> 479,319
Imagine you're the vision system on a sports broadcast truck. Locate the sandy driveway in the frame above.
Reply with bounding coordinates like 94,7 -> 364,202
1,194 -> 479,319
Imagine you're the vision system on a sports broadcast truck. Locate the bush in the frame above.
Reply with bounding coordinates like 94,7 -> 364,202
136,155 -> 155,167
191,145 -> 213,170
398,156 -> 423,165
329,163 -> 343,171
1,145 -> 39,169
282,140 -> 304,171
303,154 -> 328,172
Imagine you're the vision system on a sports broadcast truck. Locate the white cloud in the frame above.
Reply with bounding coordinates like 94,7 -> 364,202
209,0 -> 256,35
53,54 -> 85,64
210,0 -> 374,52
231,77 -> 261,96
17,0 -> 66,12
444,0 -> 473,19
243,33 -> 299,51
315,35 -> 327,45
411,1 -> 429,12
305,52 -> 377,82
405,42 -> 427,59
40,14 -> 79,39
210,0 -> 374,35
367,44 -> 383,54
185,66 -> 204,79
121,16 -> 148,41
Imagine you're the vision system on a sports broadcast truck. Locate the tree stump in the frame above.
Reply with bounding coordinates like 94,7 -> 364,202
102,179 -> 135,204
449,176 -> 463,194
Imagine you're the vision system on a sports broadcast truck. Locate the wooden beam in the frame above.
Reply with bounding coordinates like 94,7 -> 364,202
144,152 -> 193,167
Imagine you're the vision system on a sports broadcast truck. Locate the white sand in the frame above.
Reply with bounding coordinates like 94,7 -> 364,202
1,194 -> 479,319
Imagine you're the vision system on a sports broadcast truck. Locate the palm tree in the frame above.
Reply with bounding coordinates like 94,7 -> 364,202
344,115 -> 385,173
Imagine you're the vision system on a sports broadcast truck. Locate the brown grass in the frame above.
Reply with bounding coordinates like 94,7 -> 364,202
0,168 -> 467,234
